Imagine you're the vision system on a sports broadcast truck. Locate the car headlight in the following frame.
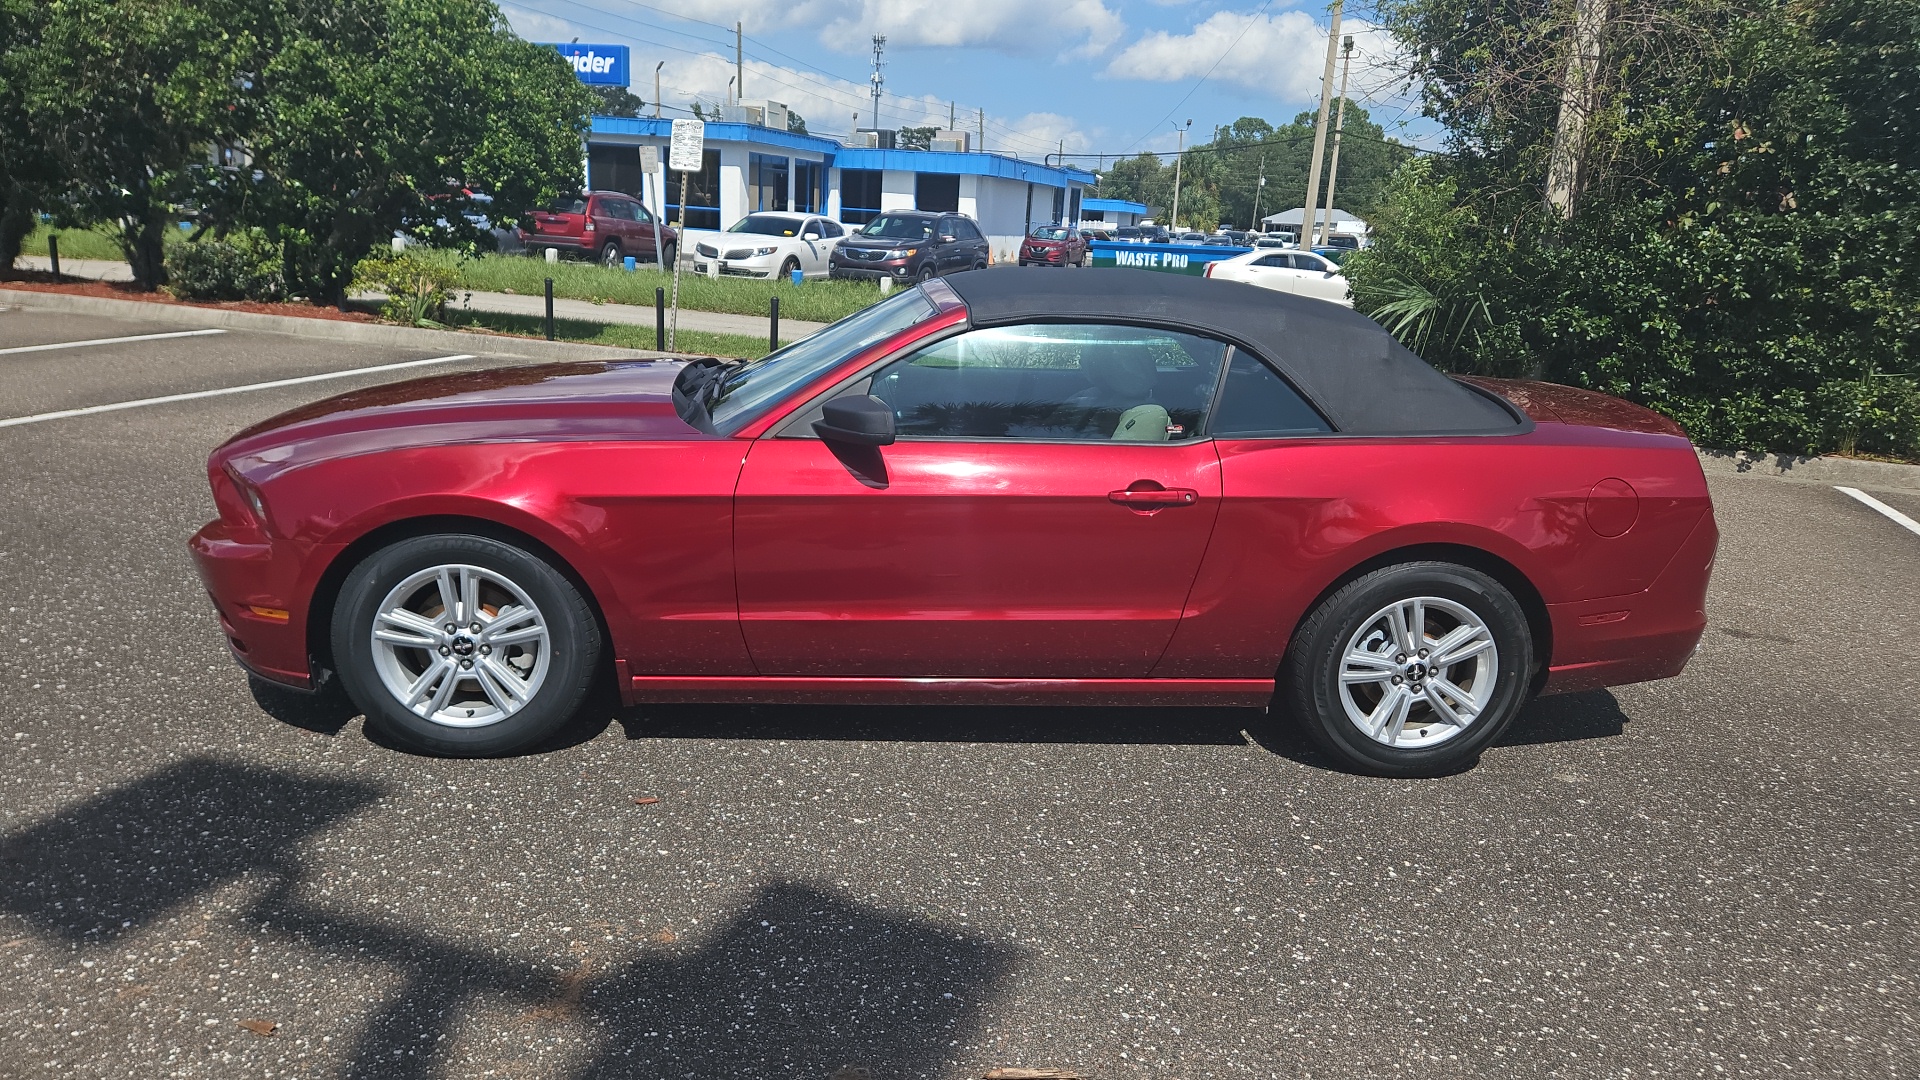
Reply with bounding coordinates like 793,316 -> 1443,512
753,246 -> 777,257
891,248 -> 918,259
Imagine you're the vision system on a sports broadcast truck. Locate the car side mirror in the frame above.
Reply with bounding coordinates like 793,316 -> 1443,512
803,231 -> 821,240
814,394 -> 895,446
938,234 -> 956,243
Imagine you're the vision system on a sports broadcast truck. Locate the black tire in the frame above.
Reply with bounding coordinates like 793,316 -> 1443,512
972,260 -> 988,271
599,241 -> 621,267
916,262 -> 937,282
778,256 -> 800,280
1281,561 -> 1534,777
659,241 -> 677,270
331,534 -> 602,757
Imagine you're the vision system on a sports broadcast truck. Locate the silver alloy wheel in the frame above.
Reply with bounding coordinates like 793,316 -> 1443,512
368,563 -> 552,729
1337,596 -> 1499,749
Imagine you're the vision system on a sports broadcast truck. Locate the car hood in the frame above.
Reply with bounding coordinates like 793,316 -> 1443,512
837,234 -> 925,251
217,360 -> 714,478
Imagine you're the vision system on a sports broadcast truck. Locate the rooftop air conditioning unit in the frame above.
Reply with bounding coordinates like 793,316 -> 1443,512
761,100 -> 789,133
932,130 -> 971,152
720,104 -> 764,126
855,127 -> 896,149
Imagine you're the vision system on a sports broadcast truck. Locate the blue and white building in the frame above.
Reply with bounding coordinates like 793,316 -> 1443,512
584,115 -> 1097,265
1079,198 -> 1150,228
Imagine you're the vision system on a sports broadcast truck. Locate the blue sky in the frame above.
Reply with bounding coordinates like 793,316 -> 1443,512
498,0 -> 1433,162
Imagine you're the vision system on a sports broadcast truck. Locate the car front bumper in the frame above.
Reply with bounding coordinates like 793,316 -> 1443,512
830,258 -> 913,281
189,519 -> 316,690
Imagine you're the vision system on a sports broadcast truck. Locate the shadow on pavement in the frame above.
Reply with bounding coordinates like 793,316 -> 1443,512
0,758 -> 1021,1079
1498,689 -> 1628,746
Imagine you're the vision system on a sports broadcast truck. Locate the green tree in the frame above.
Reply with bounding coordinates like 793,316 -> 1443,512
586,84 -> 646,118
896,125 -> 939,151
0,0 -> 55,269
18,0 -> 265,289
786,110 -> 808,135
1354,0 -> 1920,456
249,0 -> 592,303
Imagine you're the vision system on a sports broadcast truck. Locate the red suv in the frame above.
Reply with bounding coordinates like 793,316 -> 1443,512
1019,224 -> 1089,267
519,191 -> 677,267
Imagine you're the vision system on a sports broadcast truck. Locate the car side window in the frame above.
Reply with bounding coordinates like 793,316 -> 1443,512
1210,351 -> 1332,437
821,220 -> 844,238
1254,254 -> 1290,268
957,220 -> 982,241
604,199 -> 636,221
1294,254 -> 1327,272
633,203 -> 654,224
868,323 -> 1228,442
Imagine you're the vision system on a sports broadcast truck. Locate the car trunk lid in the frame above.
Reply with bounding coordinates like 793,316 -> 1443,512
1455,376 -> 1686,437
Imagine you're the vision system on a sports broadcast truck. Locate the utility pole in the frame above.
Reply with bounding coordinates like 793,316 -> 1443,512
1169,119 -> 1192,230
1303,0 -> 1343,246
978,108 -> 985,151
868,36 -> 886,130
734,23 -> 745,104
950,101 -> 956,129
1319,36 -> 1355,245
653,62 -> 663,118
1250,155 -> 1267,230
1544,0 -> 1607,219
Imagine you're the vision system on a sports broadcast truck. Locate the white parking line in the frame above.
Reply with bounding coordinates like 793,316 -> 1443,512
1834,486 -> 1920,538
0,328 -> 227,356
0,354 -> 473,430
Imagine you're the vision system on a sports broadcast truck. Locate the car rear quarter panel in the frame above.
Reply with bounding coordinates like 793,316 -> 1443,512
245,437 -> 756,679
1154,425 -> 1711,680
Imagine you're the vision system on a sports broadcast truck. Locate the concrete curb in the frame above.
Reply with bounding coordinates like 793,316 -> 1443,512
1698,448 -> 1920,494
0,286 -> 674,362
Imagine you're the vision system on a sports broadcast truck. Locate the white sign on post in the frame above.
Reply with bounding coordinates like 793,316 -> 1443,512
668,119 -> 704,172
664,120 -> 703,353
637,145 -> 664,273
636,144 -> 659,173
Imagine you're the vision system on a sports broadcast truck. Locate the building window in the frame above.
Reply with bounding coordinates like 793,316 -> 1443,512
793,159 -> 822,213
916,173 -> 960,214
1051,186 -> 1066,224
749,153 -> 790,212
841,169 -> 882,225
665,149 -> 722,230
587,143 -> 647,198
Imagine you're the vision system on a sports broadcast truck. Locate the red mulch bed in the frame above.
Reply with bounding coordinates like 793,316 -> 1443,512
0,271 -> 383,323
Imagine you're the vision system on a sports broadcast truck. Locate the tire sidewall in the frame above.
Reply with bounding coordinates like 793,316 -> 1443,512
1288,563 -> 1534,777
599,241 -> 620,266
332,534 -> 600,756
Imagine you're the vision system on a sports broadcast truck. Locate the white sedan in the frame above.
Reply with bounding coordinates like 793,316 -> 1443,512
689,212 -> 846,280
1203,248 -> 1353,306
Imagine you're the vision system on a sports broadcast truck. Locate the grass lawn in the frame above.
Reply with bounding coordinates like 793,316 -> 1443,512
436,250 -> 882,324
18,222 -> 162,261
445,309 -> 782,360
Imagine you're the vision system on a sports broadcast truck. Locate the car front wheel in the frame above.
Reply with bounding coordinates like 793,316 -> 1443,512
331,534 -> 602,756
1282,562 -> 1534,777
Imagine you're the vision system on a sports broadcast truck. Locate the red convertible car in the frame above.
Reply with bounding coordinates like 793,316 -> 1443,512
191,270 -> 1716,776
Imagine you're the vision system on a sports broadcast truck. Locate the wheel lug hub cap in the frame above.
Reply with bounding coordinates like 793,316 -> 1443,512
450,635 -> 476,659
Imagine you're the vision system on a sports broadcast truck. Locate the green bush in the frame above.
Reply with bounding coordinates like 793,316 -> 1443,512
162,234 -> 284,302
351,250 -> 464,325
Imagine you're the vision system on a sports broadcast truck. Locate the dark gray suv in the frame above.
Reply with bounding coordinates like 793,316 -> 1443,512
829,211 -> 991,282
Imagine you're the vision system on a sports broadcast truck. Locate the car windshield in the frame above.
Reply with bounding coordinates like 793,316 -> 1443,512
728,214 -> 804,237
1031,226 -> 1069,240
860,215 -> 936,240
545,196 -> 587,215
705,287 -> 940,434
1116,228 -> 1140,238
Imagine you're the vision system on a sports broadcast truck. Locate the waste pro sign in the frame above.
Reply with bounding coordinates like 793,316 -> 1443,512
1088,240 -> 1250,276
668,119 -> 705,172
542,43 -> 629,86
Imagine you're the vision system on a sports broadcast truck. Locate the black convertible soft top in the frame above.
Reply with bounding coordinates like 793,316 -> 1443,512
943,267 -> 1521,435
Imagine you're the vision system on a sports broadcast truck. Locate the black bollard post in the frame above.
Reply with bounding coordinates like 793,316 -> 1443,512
769,297 -> 780,354
47,234 -> 59,279
655,287 -> 666,352
544,277 -> 554,341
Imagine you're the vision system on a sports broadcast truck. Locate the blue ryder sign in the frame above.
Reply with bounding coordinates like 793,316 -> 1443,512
542,43 -> 629,86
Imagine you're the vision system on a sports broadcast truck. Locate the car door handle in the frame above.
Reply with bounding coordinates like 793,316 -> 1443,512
1109,486 -> 1199,508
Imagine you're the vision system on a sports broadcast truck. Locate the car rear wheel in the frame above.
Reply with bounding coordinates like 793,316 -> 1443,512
660,241 -> 677,269
599,241 -> 621,267
332,534 -> 601,757
1281,562 -> 1533,777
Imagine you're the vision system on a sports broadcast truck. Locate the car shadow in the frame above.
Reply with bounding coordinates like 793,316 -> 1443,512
1497,689 -> 1629,747
0,759 -> 1021,1079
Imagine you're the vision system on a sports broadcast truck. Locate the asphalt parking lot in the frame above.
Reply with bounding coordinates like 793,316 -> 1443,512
1,302 -> 1914,1079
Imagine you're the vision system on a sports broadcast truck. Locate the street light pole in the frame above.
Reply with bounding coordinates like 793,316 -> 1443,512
1250,157 -> 1267,231
1320,36 -> 1355,247
1169,119 -> 1192,230
653,62 -> 663,118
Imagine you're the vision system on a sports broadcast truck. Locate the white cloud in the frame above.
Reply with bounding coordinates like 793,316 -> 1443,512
1104,9 -> 1400,104
561,0 -> 1125,58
